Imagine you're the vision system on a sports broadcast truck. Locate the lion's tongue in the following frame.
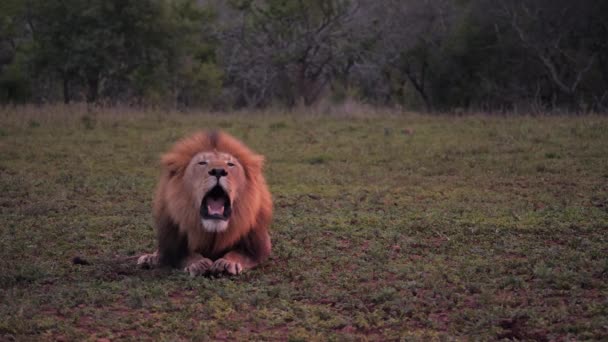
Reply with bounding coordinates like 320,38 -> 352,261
207,198 -> 224,216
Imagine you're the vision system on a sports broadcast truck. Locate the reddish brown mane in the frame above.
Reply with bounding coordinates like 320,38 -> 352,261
161,130 -> 264,180
153,130 -> 272,265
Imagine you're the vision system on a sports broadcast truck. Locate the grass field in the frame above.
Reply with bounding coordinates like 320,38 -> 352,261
1,106 -> 607,341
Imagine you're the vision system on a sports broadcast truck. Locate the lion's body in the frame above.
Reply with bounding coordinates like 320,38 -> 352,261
138,131 -> 272,276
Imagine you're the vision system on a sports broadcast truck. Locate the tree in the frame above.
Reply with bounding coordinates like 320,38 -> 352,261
1,0 -> 221,105
499,0 -> 604,109
358,0 -> 456,111
0,0 -> 31,103
220,0 -> 362,107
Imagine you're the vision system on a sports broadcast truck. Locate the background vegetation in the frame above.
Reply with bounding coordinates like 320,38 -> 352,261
1,0 -> 608,112
1,0 -> 607,340
1,107 -> 607,340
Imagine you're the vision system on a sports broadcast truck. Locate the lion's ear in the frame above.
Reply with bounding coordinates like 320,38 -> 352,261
254,154 -> 265,168
161,153 -> 184,177
244,154 -> 265,176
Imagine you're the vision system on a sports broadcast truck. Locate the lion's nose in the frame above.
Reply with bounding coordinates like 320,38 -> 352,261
209,168 -> 228,178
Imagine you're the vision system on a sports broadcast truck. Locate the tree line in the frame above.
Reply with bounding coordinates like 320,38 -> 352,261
1,0 -> 607,112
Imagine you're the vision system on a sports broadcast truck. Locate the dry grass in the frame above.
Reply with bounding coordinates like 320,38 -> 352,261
1,106 -> 607,340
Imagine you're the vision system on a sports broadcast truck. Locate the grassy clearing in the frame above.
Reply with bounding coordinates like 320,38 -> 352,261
1,106 -> 607,340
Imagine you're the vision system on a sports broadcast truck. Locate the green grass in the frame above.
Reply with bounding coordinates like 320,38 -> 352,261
1,107 -> 607,340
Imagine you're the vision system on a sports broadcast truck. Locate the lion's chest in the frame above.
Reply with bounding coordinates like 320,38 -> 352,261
188,228 -> 241,260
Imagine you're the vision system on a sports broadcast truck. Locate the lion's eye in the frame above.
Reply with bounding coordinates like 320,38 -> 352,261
227,162 -> 235,167
198,161 -> 208,166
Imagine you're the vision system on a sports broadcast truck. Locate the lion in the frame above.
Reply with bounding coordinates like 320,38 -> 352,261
137,131 -> 272,276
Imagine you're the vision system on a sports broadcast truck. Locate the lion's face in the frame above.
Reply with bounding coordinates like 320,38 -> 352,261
183,151 -> 246,233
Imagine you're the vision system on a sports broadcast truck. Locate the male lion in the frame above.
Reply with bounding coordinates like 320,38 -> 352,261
137,131 -> 272,276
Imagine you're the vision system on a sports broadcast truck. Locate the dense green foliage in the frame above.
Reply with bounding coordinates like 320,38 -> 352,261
1,108 -> 607,339
0,0 -> 221,106
1,0 -> 607,111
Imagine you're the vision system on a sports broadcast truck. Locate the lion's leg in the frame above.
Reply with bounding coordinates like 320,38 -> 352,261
210,251 -> 254,275
211,227 -> 271,276
137,251 -> 160,269
182,254 -> 213,276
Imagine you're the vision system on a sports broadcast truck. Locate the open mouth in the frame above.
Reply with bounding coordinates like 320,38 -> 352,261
200,185 -> 232,221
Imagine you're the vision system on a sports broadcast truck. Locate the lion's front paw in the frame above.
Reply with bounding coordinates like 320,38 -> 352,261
137,252 -> 159,269
184,257 -> 213,277
210,258 -> 242,276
